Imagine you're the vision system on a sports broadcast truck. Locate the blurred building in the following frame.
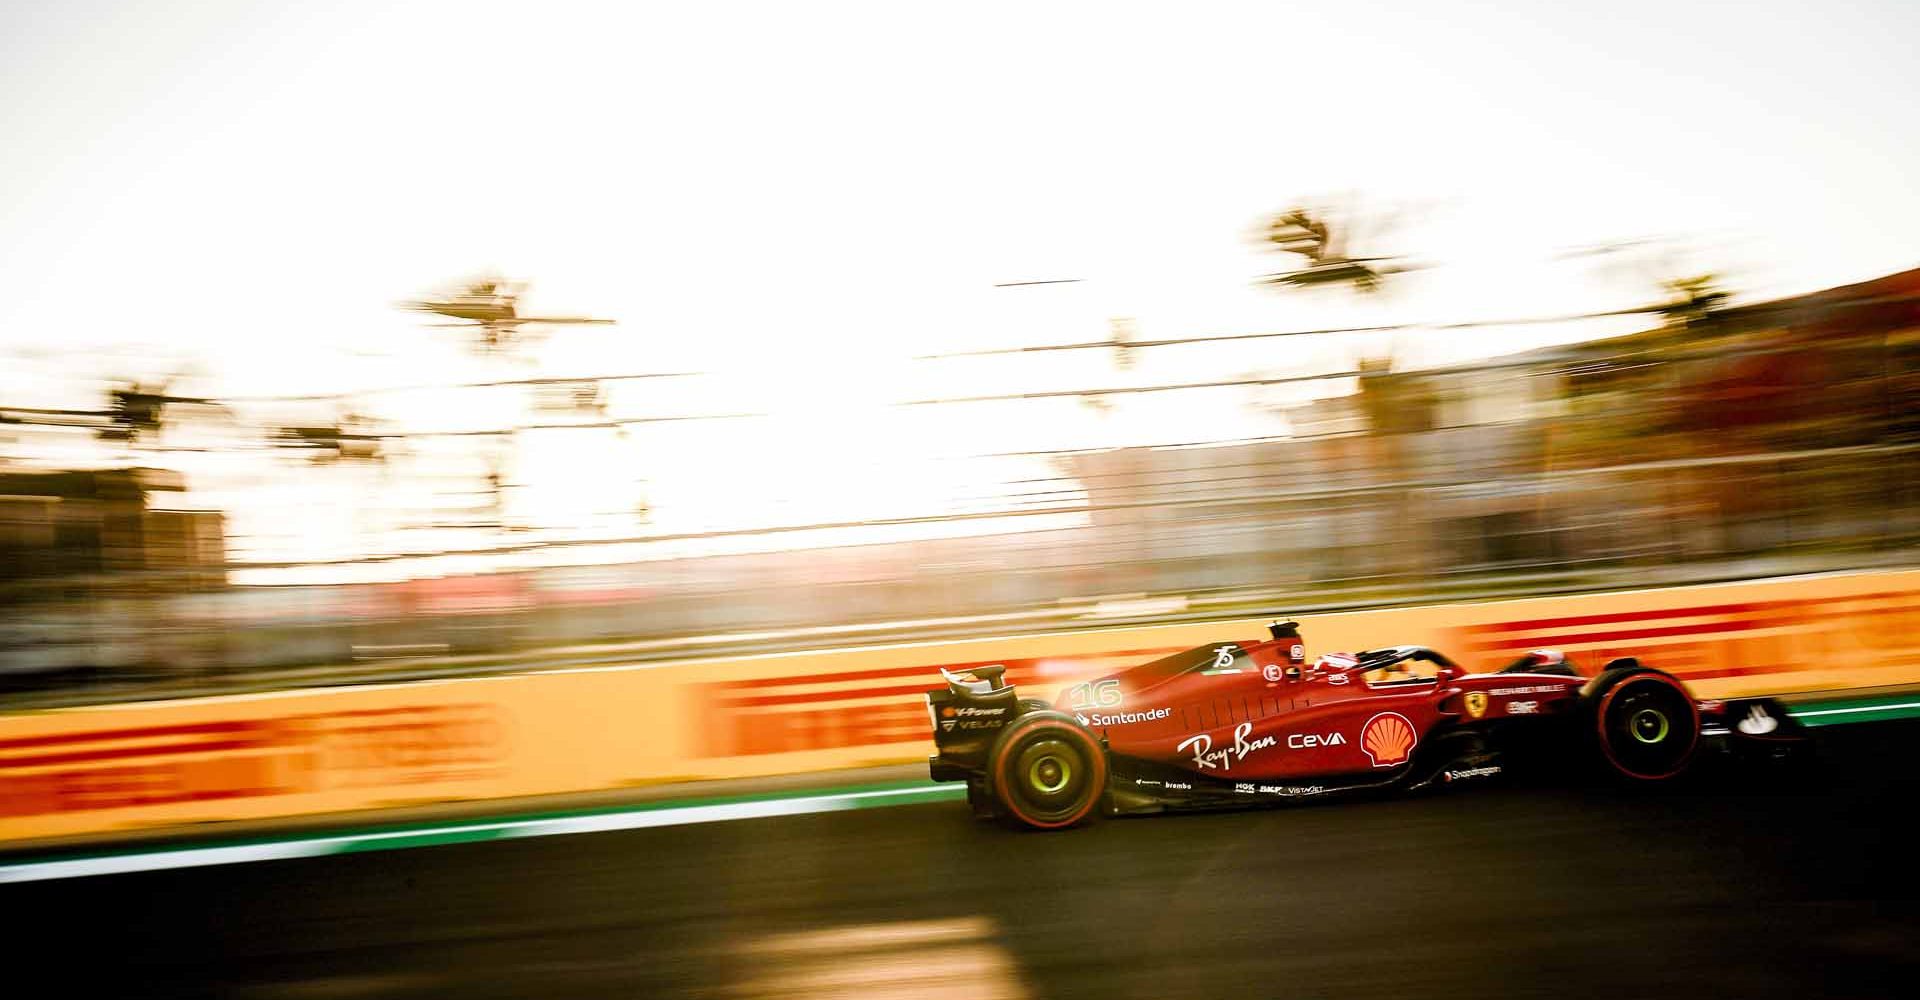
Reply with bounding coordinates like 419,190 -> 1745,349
1559,267 -> 1919,453
0,467 -> 227,601
1065,266 -> 1919,587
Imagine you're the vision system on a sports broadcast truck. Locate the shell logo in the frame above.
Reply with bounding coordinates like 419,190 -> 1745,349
1361,712 -> 1417,767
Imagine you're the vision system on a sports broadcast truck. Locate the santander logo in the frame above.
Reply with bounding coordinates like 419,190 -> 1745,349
1360,712 -> 1417,767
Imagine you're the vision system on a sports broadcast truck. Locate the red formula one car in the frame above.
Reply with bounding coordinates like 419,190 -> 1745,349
926,620 -> 1807,829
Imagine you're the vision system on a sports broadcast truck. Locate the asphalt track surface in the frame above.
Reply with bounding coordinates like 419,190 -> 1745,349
9,721 -> 1920,1000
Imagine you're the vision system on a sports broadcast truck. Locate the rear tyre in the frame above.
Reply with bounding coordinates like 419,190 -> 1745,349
987,711 -> 1107,830
1584,668 -> 1699,781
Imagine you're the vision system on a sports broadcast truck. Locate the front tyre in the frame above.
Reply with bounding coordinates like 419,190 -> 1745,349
987,711 -> 1107,830
1586,668 -> 1699,780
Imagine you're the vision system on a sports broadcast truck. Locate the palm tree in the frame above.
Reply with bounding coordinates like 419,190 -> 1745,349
1259,204 -> 1418,295
1658,273 -> 1731,330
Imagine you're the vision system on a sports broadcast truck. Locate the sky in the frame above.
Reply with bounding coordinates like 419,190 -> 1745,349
3,0 -> 1917,578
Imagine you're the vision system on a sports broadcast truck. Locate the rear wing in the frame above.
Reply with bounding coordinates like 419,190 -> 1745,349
939,664 -> 1008,696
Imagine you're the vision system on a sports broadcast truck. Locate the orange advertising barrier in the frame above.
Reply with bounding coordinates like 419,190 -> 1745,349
0,705 -> 507,822
3,569 -> 1918,844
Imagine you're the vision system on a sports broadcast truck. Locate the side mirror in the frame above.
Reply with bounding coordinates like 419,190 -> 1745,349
1436,667 -> 1459,684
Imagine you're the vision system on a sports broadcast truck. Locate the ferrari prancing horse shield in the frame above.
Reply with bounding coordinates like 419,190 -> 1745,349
1464,692 -> 1488,719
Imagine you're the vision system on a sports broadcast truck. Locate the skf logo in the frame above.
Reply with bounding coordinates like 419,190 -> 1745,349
1463,692 -> 1487,719
1360,713 -> 1417,768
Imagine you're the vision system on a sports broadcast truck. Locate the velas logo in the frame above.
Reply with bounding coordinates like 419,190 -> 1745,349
1463,692 -> 1487,719
1361,712 -> 1417,767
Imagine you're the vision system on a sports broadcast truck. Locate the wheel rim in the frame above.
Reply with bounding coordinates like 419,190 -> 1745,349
1001,731 -> 1098,826
1028,754 -> 1071,794
1629,708 -> 1670,744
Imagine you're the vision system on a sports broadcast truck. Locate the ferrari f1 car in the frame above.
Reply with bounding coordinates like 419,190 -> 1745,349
926,620 -> 1807,829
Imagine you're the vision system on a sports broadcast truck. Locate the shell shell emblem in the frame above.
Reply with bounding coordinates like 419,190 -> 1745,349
1361,712 -> 1417,767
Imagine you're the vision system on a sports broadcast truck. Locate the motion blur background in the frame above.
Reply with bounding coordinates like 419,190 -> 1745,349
7,5 -> 1920,999
3,0 -> 1917,704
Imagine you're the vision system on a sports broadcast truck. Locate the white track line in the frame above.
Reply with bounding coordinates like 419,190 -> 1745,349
1789,701 -> 1920,718
0,786 -> 963,885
